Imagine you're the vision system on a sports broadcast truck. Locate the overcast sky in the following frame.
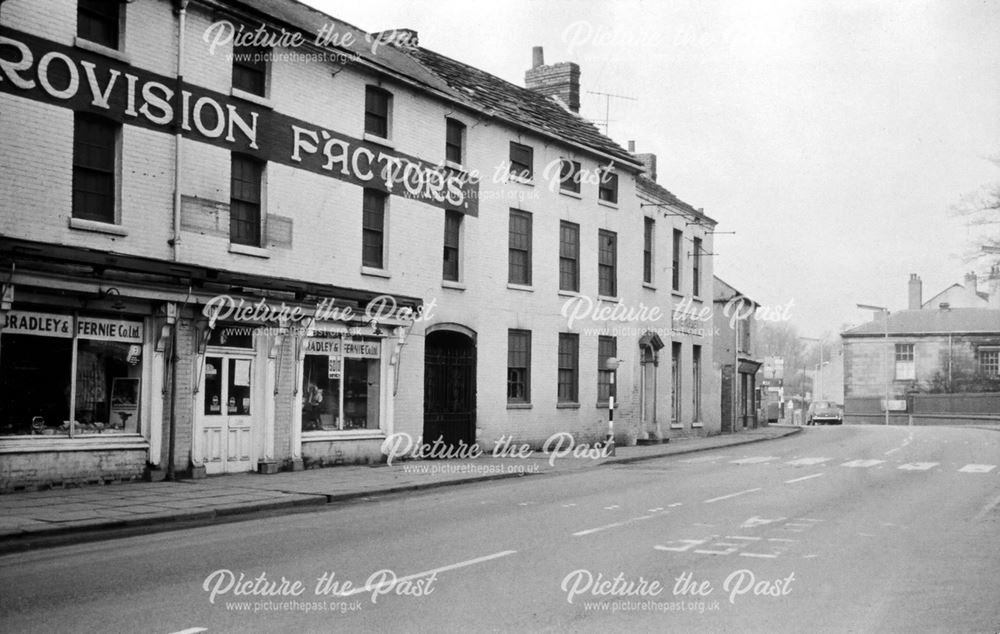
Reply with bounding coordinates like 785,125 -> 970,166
307,0 -> 1000,339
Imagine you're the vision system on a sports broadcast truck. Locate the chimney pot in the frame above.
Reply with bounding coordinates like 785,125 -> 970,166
525,54 -> 581,113
532,46 -> 544,69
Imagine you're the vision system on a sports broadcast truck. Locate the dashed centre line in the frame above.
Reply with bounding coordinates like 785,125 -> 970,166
786,457 -> 831,466
730,456 -> 779,465
785,473 -> 824,484
898,462 -> 939,471
841,459 -> 885,468
704,488 -> 762,504
338,550 -> 518,597
959,464 -> 996,473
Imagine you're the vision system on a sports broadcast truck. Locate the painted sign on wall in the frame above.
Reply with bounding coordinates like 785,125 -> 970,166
0,27 -> 478,215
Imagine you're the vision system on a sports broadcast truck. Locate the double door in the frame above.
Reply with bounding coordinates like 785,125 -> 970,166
200,354 -> 254,474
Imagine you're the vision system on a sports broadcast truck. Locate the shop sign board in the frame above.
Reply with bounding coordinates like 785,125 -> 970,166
1,311 -> 143,342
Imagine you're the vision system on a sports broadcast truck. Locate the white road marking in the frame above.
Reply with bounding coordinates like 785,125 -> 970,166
573,521 -> 625,537
786,457 -> 831,466
704,488 -> 762,503
898,462 -> 938,471
740,515 -> 786,529
726,536 -> 762,541
730,456 -> 779,465
669,502 -> 683,507
648,507 -> 664,513
572,513 -> 663,537
841,459 -> 885,468
785,473 -> 824,484
768,538 -> 797,543
795,518 -> 824,522
740,552 -> 778,558
681,455 -> 731,463
604,504 -> 620,510
561,503 -> 577,508
169,629 -> 208,634
695,548 -> 738,555
655,539 -> 707,552
959,464 -> 996,473
339,550 -> 517,597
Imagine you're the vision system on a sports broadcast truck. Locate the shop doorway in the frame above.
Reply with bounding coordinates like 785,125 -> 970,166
423,329 -> 476,449
199,354 -> 255,474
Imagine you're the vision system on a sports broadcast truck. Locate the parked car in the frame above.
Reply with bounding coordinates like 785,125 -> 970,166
806,400 -> 843,425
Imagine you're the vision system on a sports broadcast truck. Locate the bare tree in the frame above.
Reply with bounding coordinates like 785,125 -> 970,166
953,155 -> 1000,264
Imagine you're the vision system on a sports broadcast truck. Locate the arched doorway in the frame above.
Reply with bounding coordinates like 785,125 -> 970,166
423,328 -> 476,448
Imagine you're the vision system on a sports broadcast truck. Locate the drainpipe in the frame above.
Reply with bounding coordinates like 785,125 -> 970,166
171,0 -> 190,262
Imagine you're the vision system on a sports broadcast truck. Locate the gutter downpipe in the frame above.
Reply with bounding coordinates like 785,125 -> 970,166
171,0 -> 189,262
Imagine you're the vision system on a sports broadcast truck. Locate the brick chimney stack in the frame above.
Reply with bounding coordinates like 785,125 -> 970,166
627,140 -> 658,182
908,273 -> 922,310
525,46 -> 581,113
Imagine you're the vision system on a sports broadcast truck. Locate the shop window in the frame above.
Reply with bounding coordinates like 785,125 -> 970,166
0,311 -> 144,437
76,340 -> 142,433
301,337 -> 381,432
73,113 -> 118,224
77,0 -> 120,50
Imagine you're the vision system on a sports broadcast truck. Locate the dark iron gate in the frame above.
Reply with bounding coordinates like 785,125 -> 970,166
423,330 -> 476,448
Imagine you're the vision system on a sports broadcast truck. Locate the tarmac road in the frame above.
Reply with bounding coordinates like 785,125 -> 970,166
2,424 -> 999,633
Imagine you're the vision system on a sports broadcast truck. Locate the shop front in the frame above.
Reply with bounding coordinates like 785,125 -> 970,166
0,305 -> 157,490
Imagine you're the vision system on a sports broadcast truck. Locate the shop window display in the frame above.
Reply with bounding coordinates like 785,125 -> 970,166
301,337 -> 381,433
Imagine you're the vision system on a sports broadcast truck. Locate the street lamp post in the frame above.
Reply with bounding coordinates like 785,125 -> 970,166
857,303 -> 890,426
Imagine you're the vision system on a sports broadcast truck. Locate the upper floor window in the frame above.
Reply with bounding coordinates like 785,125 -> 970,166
509,142 -> 533,181
508,209 -> 532,285
692,237 -> 703,296
73,113 -> 119,224
643,218 -> 654,284
559,221 -> 580,292
232,43 -> 268,97
443,210 -> 462,282
672,229 -> 682,292
77,0 -> 120,50
598,169 -> 619,204
230,153 -> 263,246
598,229 -> 617,297
365,86 -> 392,139
559,159 -> 581,194
895,343 -> 915,380
445,119 -> 465,165
362,189 -> 387,268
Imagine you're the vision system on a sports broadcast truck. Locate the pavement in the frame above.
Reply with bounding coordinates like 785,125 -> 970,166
0,426 -> 799,553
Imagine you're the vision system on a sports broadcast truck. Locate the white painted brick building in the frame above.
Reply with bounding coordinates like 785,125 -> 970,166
0,0 -> 719,491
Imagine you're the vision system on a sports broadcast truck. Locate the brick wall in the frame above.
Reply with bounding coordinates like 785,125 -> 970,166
0,449 -> 147,493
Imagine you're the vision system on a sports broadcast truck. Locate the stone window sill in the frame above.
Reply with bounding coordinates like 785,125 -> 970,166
231,88 -> 274,109
74,37 -> 130,64
361,266 -> 391,279
229,243 -> 270,258
69,217 -> 128,236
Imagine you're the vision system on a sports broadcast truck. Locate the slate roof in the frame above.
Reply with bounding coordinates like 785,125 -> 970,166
232,0 -> 641,167
842,308 -> 1000,337
636,175 -> 715,224
713,275 -> 759,307
406,47 -> 639,166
